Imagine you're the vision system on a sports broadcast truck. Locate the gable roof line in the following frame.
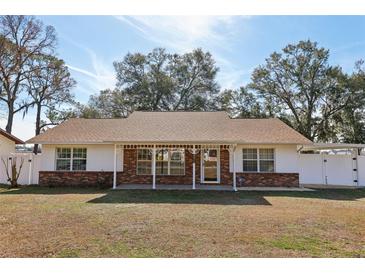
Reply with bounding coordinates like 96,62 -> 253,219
0,128 -> 24,144
26,111 -> 312,145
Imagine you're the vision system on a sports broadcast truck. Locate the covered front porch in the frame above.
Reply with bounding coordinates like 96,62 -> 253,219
111,143 -> 238,191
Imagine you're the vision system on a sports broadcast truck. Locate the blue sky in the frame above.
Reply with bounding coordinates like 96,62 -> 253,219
2,16 -> 365,140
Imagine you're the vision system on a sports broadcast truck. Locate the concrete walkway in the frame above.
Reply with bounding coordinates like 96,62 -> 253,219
115,184 -> 313,191
237,186 -> 314,191
301,184 -> 364,189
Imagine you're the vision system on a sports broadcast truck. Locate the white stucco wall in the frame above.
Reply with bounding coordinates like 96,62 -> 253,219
230,144 -> 299,173
0,134 -> 16,183
0,134 -> 16,155
41,144 -> 123,172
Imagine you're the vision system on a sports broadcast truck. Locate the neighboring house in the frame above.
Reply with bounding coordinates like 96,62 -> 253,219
0,128 -> 25,183
26,111 -> 315,190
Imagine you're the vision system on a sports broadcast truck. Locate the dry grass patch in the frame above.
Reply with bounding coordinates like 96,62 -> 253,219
0,185 -> 364,257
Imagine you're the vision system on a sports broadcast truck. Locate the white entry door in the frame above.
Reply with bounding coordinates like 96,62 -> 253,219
201,149 -> 220,183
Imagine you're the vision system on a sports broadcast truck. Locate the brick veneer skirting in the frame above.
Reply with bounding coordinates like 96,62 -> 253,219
38,148 -> 299,187
235,172 -> 299,187
39,171 -> 113,187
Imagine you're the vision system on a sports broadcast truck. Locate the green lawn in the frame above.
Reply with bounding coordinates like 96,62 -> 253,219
0,185 -> 364,257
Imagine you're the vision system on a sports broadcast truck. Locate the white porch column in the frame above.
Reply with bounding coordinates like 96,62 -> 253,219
192,145 -> 196,190
231,144 -> 237,191
189,145 -> 199,190
152,145 -> 156,189
113,144 -> 117,189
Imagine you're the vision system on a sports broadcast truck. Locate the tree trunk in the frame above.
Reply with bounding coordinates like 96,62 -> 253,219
33,103 -> 42,154
5,102 -> 14,133
10,163 -> 18,188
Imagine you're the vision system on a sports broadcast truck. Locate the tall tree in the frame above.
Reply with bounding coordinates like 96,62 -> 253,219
88,89 -> 131,118
249,40 -> 350,141
215,87 -> 266,118
329,60 -> 365,143
112,48 -> 219,113
25,55 -> 75,153
0,15 -> 56,133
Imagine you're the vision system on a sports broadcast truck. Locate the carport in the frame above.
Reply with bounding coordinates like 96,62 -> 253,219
298,143 -> 365,187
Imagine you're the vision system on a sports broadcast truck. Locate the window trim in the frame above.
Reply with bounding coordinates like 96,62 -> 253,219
136,148 -> 185,176
242,148 -> 275,173
55,147 -> 87,171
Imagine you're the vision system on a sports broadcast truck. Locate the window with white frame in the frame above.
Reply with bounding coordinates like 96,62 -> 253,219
56,147 -> 87,171
136,148 -> 185,175
137,149 -> 152,175
242,148 -> 274,172
259,148 -> 275,172
169,149 -> 185,175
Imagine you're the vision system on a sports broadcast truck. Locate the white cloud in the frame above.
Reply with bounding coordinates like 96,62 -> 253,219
116,16 -> 238,52
62,37 -> 116,97
67,58 -> 115,95
115,16 -> 250,89
218,68 -> 252,90
67,64 -> 98,79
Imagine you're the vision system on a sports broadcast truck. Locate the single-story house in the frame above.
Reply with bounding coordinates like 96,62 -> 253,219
26,111 -> 317,190
0,128 -> 25,183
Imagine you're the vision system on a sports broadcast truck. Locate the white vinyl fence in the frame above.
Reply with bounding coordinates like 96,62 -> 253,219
358,156 -> 365,186
0,153 -> 41,185
299,152 -> 362,186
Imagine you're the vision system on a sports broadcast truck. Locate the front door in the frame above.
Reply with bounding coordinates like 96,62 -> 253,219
202,149 -> 220,183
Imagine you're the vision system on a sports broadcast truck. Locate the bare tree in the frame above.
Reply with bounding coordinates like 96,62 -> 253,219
25,55 -> 76,153
1,156 -> 24,188
0,15 -> 56,133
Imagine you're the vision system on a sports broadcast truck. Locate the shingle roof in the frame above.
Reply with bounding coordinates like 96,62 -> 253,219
0,128 -> 24,144
26,111 -> 312,145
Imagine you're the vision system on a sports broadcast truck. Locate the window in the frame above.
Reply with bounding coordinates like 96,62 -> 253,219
156,149 -> 169,175
72,148 -> 87,171
169,149 -> 185,175
137,149 -> 152,175
242,148 -> 275,172
56,148 -> 87,171
136,148 -> 185,175
56,148 -> 71,171
259,149 -> 275,172
242,148 -> 258,172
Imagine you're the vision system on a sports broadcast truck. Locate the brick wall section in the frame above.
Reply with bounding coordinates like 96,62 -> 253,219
220,149 -> 232,185
38,148 -> 298,187
117,149 -> 201,185
39,171 -> 113,187
235,173 -> 299,187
